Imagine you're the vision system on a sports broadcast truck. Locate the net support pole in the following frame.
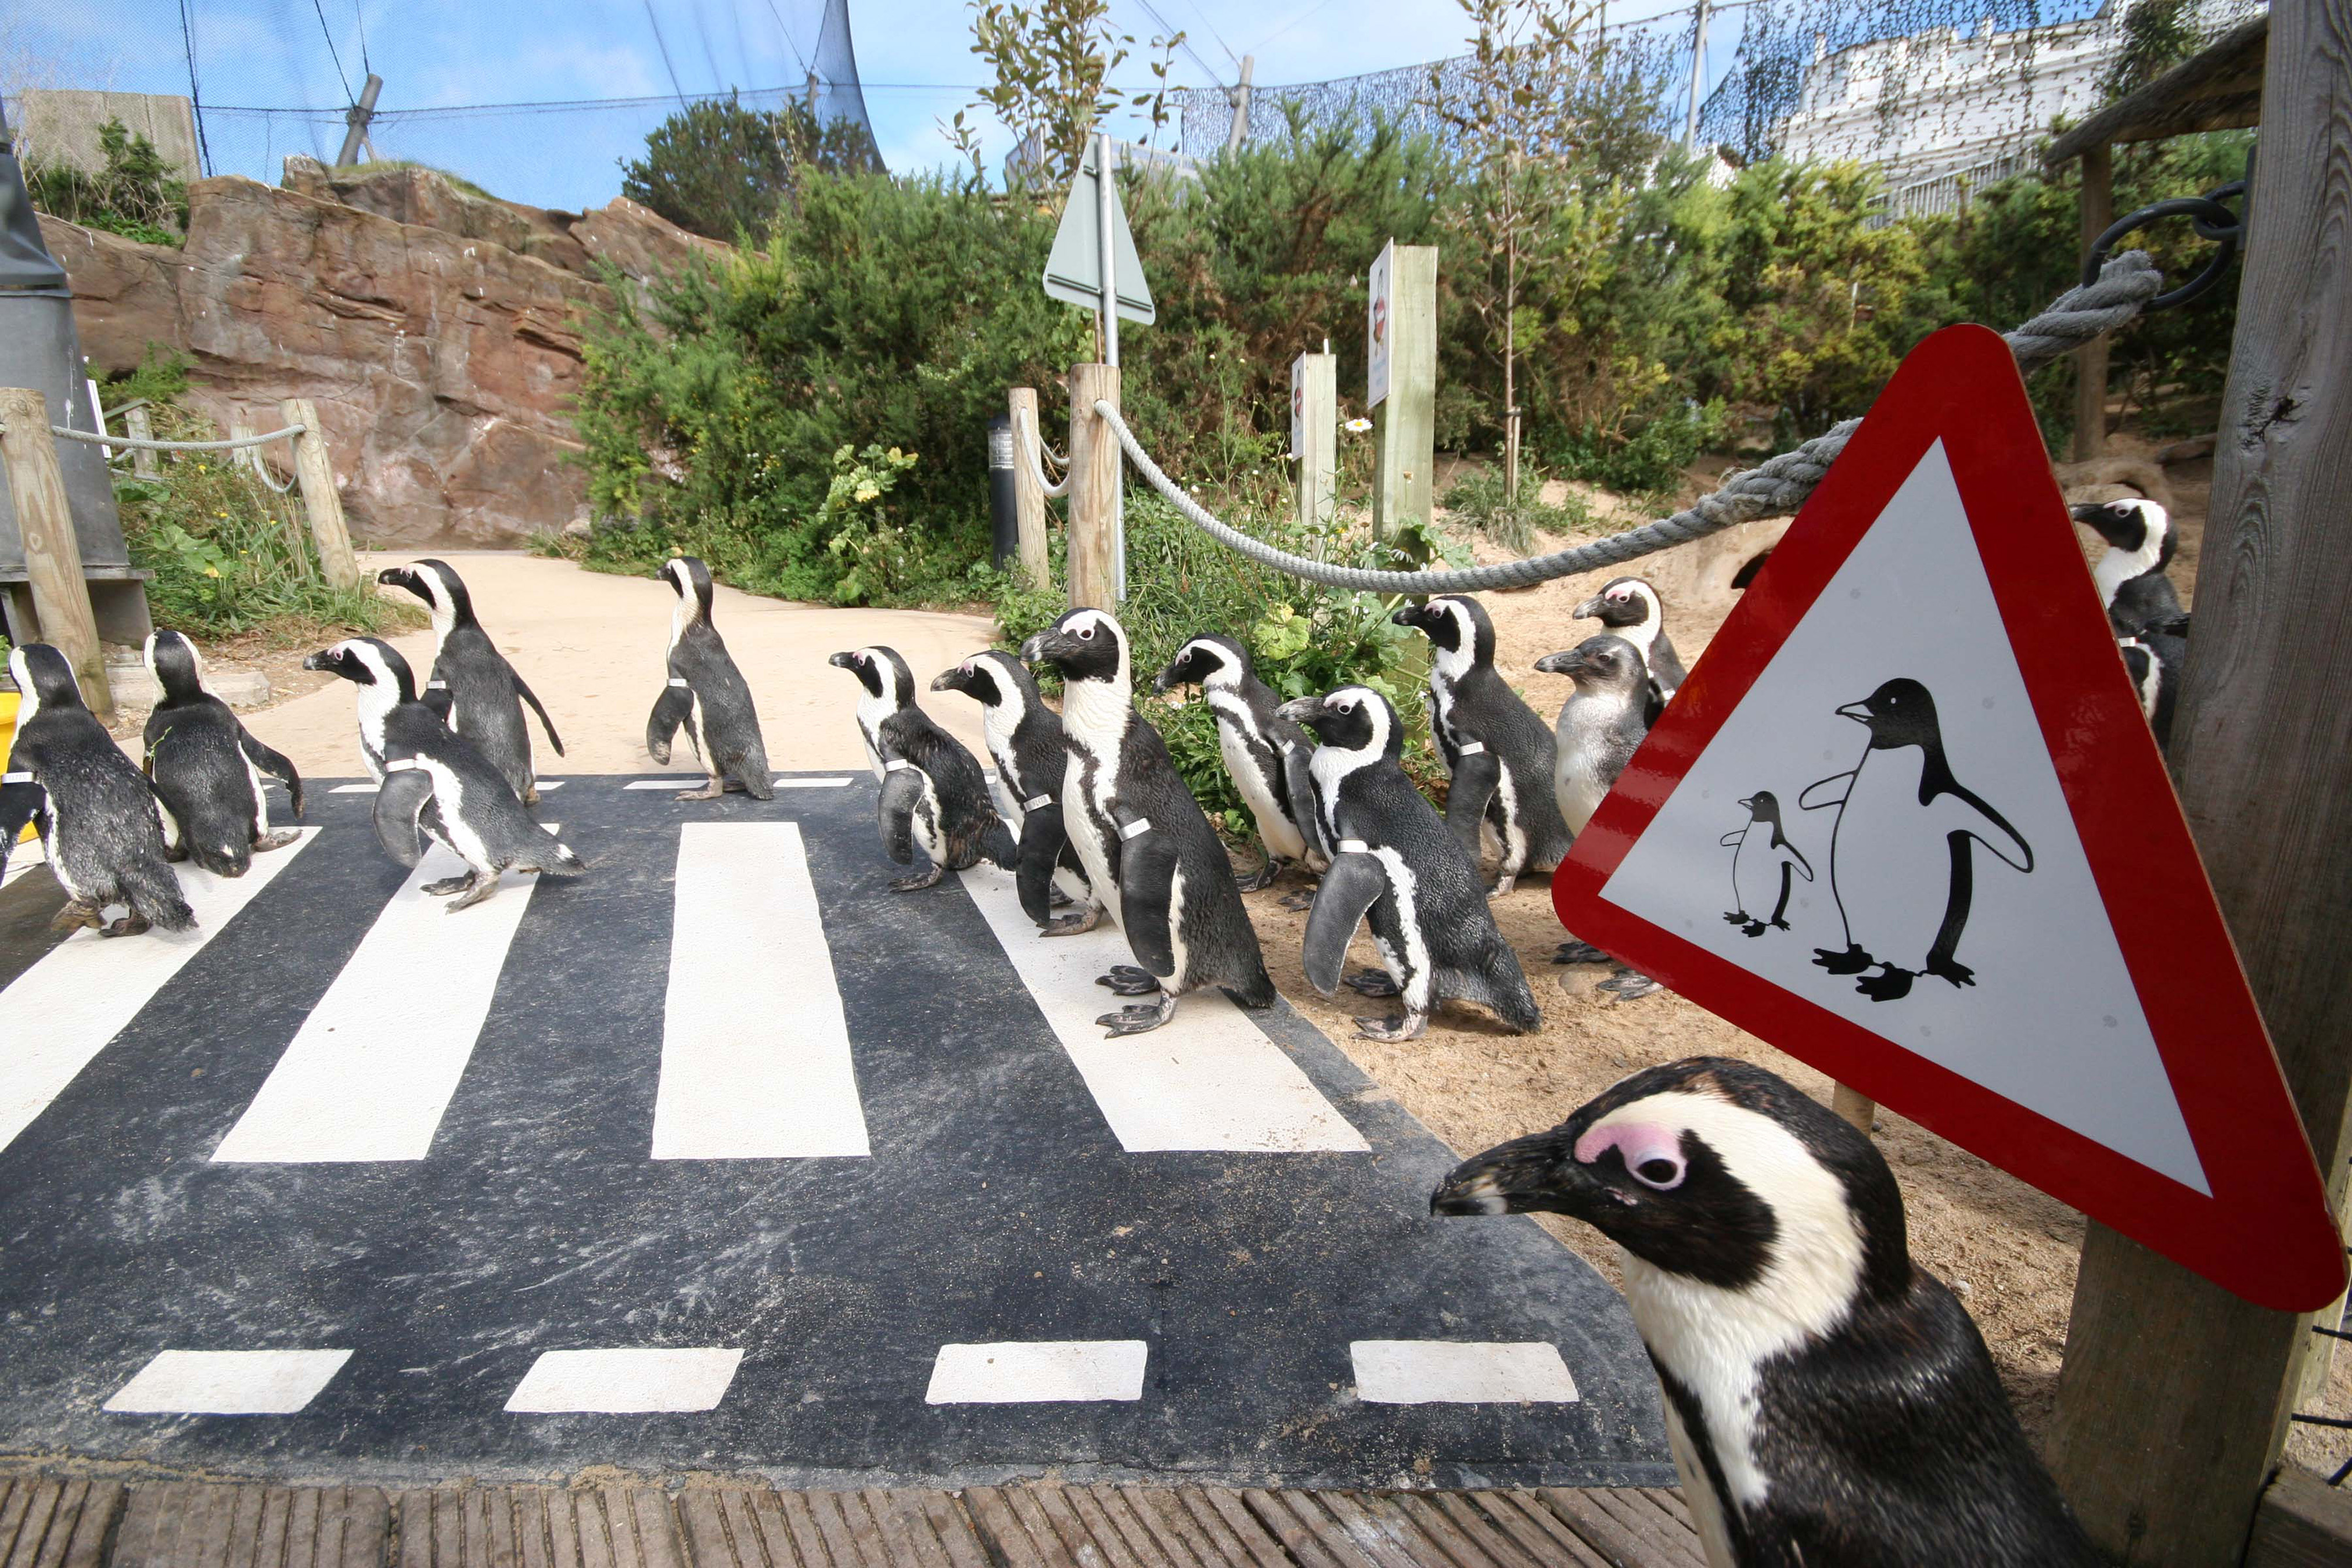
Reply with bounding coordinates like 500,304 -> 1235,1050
1066,364 -> 1121,610
0,387 -> 113,718
1008,389 -> 1051,589
336,75 -> 383,170
282,398 -> 359,591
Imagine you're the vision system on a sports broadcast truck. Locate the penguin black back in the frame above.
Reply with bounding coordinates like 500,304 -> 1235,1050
831,645 -> 1015,889
650,556 -> 772,801
141,630 -> 304,877
378,558 -> 564,803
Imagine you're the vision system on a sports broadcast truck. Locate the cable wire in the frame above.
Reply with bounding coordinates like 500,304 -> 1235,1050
311,0 -> 354,102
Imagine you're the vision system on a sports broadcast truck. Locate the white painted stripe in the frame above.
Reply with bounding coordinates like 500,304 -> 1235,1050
211,836 -> 552,1163
959,871 -> 1368,1153
654,822 -> 868,1158
505,1348 -> 742,1413
0,832 -> 320,1155
103,1349 -> 352,1415
925,1341 -> 1147,1404
624,778 -> 703,790
772,777 -> 854,789
330,783 -> 379,794
1350,1341 -> 1580,1404
535,781 -> 566,792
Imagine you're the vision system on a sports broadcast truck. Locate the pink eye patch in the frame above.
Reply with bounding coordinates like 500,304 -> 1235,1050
1576,1121 -> 1688,1189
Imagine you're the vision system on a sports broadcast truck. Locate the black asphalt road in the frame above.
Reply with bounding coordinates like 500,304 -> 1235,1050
0,778 -> 1669,1488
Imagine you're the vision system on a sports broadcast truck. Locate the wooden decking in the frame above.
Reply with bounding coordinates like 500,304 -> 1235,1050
2,1477 -> 1704,1568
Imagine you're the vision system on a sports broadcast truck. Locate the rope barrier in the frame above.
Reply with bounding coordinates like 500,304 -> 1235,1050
1096,249 -> 2167,596
38,423 -> 306,452
1013,404 -> 1071,499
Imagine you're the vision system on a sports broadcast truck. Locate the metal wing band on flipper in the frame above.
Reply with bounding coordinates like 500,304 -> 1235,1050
1017,804 -> 1070,925
646,682 -> 691,765
372,765 -> 437,868
1443,748 -> 1501,864
1303,850 -> 1389,997
877,764 -> 925,865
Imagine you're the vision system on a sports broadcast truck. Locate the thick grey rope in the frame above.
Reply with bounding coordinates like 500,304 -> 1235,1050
39,423 -> 305,452
1100,250 -> 2164,595
1013,405 -> 1071,499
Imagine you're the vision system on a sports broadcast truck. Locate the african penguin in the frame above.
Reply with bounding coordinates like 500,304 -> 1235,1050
2072,499 -> 2185,637
1391,595 -> 1571,895
1574,575 -> 1686,721
647,556 -> 773,801
1721,793 -> 1813,938
1535,634 -> 1659,998
1278,686 -> 1538,1041
1803,678 -> 2034,1001
1154,634 -> 1327,897
1433,1058 -> 2102,1568
2117,632 -> 2182,756
930,648 -> 1091,905
378,559 -> 565,803
304,639 -> 585,910
5,643 -> 195,937
830,646 -> 1015,890
1020,609 -> 1276,1035
141,630 -> 304,878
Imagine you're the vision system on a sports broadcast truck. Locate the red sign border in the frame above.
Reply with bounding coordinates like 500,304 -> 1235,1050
1554,323 -> 2343,1311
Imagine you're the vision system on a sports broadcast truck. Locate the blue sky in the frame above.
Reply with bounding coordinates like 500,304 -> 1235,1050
5,0 -> 1733,210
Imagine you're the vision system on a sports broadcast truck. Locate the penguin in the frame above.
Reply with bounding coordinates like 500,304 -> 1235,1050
646,556 -> 774,801
0,766 -> 39,887
1573,575 -> 1686,721
2117,631 -> 2183,754
377,559 -> 564,804
1018,609 -> 1276,1035
1391,595 -> 1571,895
1720,792 -> 1813,937
1432,1057 -> 2102,1568
1153,634 -> 1326,898
1534,634 -> 1660,998
2072,499 -> 2185,637
1801,678 -> 2035,1001
141,630 -> 304,878
304,638 -> 585,911
5,643 -> 195,937
1278,685 -> 1539,1041
929,648 -> 1091,905
829,645 -> 1015,891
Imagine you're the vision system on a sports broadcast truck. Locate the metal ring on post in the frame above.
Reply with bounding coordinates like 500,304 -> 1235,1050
2083,186 -> 2244,312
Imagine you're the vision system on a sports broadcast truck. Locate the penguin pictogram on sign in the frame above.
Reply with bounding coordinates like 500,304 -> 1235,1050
1719,790 -> 1811,938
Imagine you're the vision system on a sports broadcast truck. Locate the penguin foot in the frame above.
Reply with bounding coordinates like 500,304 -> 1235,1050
1276,884 -> 1318,912
1855,965 -> 1916,1002
1041,907 -> 1104,937
50,900 -> 105,933
255,830 -> 303,853
1770,917 -> 1792,932
1599,968 -> 1662,1000
103,912 -> 153,938
1552,940 -> 1609,966
1096,965 -> 1162,997
1048,886 -> 1074,908
163,842 -> 190,864
675,779 -> 727,801
523,786 -> 540,807
445,873 -> 502,912
1722,910 -> 1747,926
1925,955 -> 1976,989
1233,856 -> 1282,893
1342,966 -> 1401,998
1487,875 -> 1519,898
1813,944 -> 1875,975
1096,995 -> 1178,1037
1740,920 -> 1767,938
422,875 -> 473,897
889,865 -> 947,891
1357,1010 -> 1426,1042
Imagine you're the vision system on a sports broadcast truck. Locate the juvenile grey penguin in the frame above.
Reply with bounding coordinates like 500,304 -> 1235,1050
378,559 -> 564,803
1391,595 -> 1571,895
1721,792 -> 1813,937
930,648 -> 1090,905
1574,575 -> 1686,720
1802,678 -> 2034,1001
647,556 -> 773,801
1019,609 -> 1276,1036
1433,1058 -> 2102,1568
6,643 -> 195,937
2073,499 -> 2184,636
141,630 -> 304,877
305,638 -> 585,911
1278,685 -> 1539,1041
1535,634 -> 1659,998
830,645 -> 1015,891
1154,634 -> 1326,898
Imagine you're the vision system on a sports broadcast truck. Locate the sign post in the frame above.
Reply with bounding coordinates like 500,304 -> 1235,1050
1291,348 -> 1336,533
1368,241 -> 1436,543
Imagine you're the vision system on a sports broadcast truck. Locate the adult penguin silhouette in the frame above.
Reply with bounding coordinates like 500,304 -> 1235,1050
1721,792 -> 1811,938
1801,679 -> 2033,1001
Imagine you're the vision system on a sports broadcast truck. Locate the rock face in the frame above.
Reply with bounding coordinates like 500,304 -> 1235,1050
40,159 -> 724,548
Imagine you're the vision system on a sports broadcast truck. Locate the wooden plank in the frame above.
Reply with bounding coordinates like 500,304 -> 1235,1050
2046,4 -> 2352,1563
1533,1492 -> 1650,1568
958,1490 -> 1050,1568
52,1483 -> 122,1568
1595,1494 -> 1698,1568
767,1493 -> 835,1568
1080,1490 -> 1182,1568
676,1495 -> 736,1568
857,1493 -> 947,1568
341,1491 -> 391,1568
0,386 -> 112,717
510,1493 -> 554,1568
1459,1495 -> 1609,1568
280,1488 -> 323,1568
995,1491 -> 1083,1568
1634,1494 -> 1689,1533
1235,1492 -> 1357,1568
2070,142 -> 2114,462
1387,1495 -> 1501,1568
1371,244 -> 1438,542
2246,1464 -> 2352,1567
817,1495 -> 891,1568
1008,389 -> 1051,590
1065,363 -> 1122,610
1115,1493 -> 1216,1568
1021,1491 -> 1112,1568
909,1496 -> 989,1568
1304,1495 -> 1426,1568
735,1493 -> 806,1568
594,1490 -> 641,1568
1179,1494 -> 1285,1568
281,398 -> 359,591
249,1490 -> 295,1568
1578,1494 -> 1699,1568
0,1480 -> 59,1568
545,1494 -> 588,1568
626,1492 -> 686,1568
1429,1497 -> 1547,1568
109,1486 -> 166,1568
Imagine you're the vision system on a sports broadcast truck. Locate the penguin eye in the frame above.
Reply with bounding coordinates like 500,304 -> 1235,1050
1335,699 -> 1356,714
1631,1156 -> 1685,1191
1077,625 -> 1095,640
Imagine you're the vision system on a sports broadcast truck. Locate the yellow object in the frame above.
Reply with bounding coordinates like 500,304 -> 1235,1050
0,690 -> 33,844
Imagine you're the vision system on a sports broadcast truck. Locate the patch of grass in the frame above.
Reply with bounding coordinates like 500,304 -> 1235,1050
1441,463 -> 1595,553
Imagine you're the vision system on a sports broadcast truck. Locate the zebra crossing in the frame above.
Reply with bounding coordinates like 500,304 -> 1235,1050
0,775 -> 1669,1489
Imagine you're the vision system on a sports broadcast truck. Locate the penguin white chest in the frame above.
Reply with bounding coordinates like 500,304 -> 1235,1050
1209,695 -> 1305,859
1553,700 -> 1616,835
1062,747 -> 1123,927
1833,750 -> 1952,970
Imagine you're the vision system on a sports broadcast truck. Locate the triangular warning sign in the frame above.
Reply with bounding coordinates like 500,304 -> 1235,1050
1043,143 -> 1156,325
1555,324 -> 2344,1311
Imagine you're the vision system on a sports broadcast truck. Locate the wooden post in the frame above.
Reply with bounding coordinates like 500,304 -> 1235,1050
2072,142 -> 2114,462
1830,1084 -> 1876,1136
1065,364 -> 1121,612
2049,8 -> 2352,1559
281,398 -> 359,591
1374,246 -> 1438,541
123,404 -> 158,479
1293,350 -> 1337,533
0,387 -> 113,718
1008,389 -> 1051,589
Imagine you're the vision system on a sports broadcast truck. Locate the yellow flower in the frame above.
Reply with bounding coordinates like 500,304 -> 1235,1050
886,447 -> 902,462
854,483 -> 880,502
203,566 -> 220,578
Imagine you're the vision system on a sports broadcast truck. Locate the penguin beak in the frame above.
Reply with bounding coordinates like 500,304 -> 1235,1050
1020,631 -> 1072,665
1432,1127 -> 1598,1219
1534,650 -> 1583,677
376,567 -> 411,589
827,651 -> 858,670
1737,795 -> 1756,811
1390,606 -> 1427,629
1835,700 -> 1872,723
301,649 -> 335,672
928,667 -> 965,693
1274,696 -> 1323,725
1571,595 -> 1604,619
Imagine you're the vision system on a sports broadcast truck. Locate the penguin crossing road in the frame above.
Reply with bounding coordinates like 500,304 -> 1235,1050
1392,595 -> 1570,895
648,557 -> 773,801
1279,686 -> 1538,1041
2073,499 -> 2185,637
1020,609 -> 1275,1036
1155,635 -> 1326,896
1721,792 -> 1812,937
142,630 -> 304,877
378,560 -> 564,804
1433,1058 -> 2102,1568
1535,634 -> 1659,998
830,646 -> 1014,891
930,649 -> 1090,906
1803,678 -> 2034,1002
306,639 -> 584,911
1574,576 -> 1686,721
6,643 -> 194,937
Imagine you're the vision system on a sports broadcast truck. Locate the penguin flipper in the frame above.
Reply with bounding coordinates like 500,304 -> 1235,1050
877,765 -> 925,865
512,674 -> 565,757
1303,850 -> 1388,998
0,781 -> 43,883
421,686 -> 456,727
1280,742 -> 1327,863
1016,804 -> 1069,925
372,767 -> 438,869
646,684 -> 690,765
1443,749 -> 1501,865
1799,771 -> 1855,810
239,730 -> 305,818
1115,821 -> 1179,980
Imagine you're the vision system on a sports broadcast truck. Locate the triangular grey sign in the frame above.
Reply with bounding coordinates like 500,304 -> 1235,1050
1043,144 -> 1155,325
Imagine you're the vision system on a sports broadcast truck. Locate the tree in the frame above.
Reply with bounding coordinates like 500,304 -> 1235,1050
621,92 -> 879,242
943,0 -> 1137,193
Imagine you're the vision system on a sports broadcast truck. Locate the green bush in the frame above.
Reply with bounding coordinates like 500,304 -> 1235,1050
26,120 -> 189,246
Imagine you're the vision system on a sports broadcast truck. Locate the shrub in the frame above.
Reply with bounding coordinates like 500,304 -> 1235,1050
26,120 -> 189,246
